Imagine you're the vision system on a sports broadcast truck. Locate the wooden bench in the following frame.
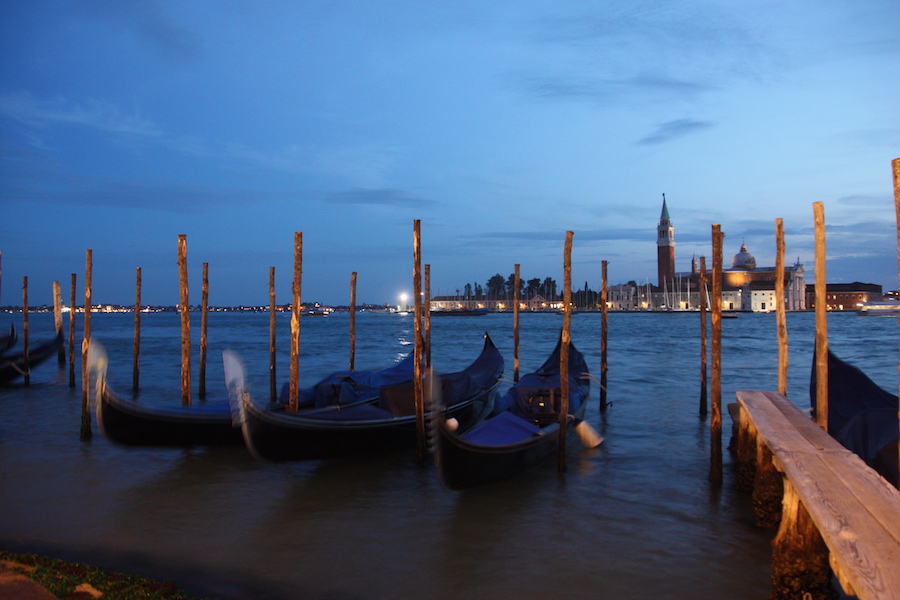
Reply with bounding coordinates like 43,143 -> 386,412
733,390 -> 900,600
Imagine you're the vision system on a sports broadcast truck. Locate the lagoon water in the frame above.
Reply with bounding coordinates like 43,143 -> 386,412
1,310 -> 897,599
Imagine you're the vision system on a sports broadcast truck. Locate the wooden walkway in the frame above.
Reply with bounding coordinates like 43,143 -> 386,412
731,390 -> 900,600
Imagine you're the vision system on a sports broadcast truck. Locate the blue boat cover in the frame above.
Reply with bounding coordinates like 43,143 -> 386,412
461,410 -> 544,445
280,353 -> 415,408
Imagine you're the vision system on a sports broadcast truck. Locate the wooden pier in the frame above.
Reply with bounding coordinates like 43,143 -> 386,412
731,391 -> 900,600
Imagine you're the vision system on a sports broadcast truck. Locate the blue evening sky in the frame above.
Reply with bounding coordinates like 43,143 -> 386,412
2,1 -> 898,307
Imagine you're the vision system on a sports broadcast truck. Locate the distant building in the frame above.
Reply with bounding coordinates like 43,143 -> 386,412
653,198 -> 805,311
805,282 -> 883,311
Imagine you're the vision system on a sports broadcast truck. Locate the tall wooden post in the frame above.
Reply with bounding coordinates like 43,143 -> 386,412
81,250 -> 92,440
178,235 -> 191,406
513,263 -> 520,383
425,264 -> 431,368
53,281 -> 64,364
600,260 -> 608,410
69,274 -> 76,388
699,256 -> 708,415
813,202 -> 828,430
349,271 -> 357,371
891,157 -> 900,488
22,277 -> 29,386
288,232 -> 302,411
413,220 -> 426,463
775,219 -> 788,396
269,266 -> 277,401
199,262 -> 209,399
558,231 -> 573,472
269,267 -> 278,402
133,267 -> 141,392
710,226 -> 723,484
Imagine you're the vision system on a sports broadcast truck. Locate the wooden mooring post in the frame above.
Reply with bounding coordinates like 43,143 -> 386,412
199,262 -> 209,400
53,281 -> 64,364
813,202 -> 828,429
710,226 -> 723,484
558,231 -> 573,472
133,267 -> 141,392
698,256 -> 708,415
424,264 -> 431,368
22,277 -> 29,386
600,260 -> 608,411
269,267 -> 277,401
513,264 -> 520,382
177,235 -> 190,406
413,220 -> 426,464
349,271 -> 357,372
288,232 -> 302,412
69,274 -> 76,388
80,250 -> 92,440
892,156 -> 900,488
775,219 -> 788,396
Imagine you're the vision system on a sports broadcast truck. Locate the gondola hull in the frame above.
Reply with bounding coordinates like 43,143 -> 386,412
436,338 -> 590,490
96,390 -> 241,446
232,333 -> 504,461
0,330 -> 64,384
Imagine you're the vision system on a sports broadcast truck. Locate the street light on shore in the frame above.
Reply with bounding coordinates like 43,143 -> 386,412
399,293 -> 408,312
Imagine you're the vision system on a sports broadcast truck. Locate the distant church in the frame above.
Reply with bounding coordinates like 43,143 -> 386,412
639,196 -> 806,311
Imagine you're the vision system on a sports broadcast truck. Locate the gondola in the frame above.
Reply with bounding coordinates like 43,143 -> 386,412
810,348 -> 899,486
89,340 -> 243,446
90,340 -> 416,447
0,329 -> 63,384
434,338 -> 593,490
227,332 -> 504,461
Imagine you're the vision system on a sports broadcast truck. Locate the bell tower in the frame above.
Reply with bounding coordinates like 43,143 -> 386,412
657,194 -> 675,288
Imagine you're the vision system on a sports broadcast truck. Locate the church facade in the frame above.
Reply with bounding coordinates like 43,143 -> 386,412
637,197 -> 806,311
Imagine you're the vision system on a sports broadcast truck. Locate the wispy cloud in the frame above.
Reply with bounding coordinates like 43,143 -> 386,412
638,119 -> 715,144
0,92 -> 161,137
325,188 -> 437,209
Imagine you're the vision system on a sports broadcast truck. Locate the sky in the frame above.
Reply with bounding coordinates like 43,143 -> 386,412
1,0 -> 898,307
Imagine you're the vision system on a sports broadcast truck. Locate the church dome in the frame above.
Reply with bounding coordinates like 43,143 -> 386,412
731,243 -> 756,269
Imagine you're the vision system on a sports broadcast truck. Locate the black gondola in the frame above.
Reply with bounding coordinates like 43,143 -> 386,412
227,332 -> 504,461
810,348 -> 899,486
0,329 -> 63,384
435,338 -> 592,490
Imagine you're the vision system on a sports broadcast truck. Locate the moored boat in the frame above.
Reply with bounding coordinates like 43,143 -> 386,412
810,348 -> 899,486
434,337 -> 594,490
228,332 -> 504,461
0,329 -> 64,384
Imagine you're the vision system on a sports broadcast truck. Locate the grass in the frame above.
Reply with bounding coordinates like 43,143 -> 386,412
0,551 -> 210,600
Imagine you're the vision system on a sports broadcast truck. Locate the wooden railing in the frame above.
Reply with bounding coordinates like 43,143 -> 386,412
731,390 -> 900,600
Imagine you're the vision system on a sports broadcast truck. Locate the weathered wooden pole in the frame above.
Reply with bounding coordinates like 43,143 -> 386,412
413,220 -> 426,463
424,264 -> 431,368
892,157 -> 899,488
53,280 -> 64,364
81,250 -> 92,440
710,226 -> 723,484
133,267 -> 141,392
69,274 -> 76,388
349,271 -> 357,371
813,202 -> 828,430
288,232 -> 302,411
775,218 -> 788,396
699,256 -> 708,415
177,235 -> 191,406
513,263 -> 520,383
269,266 -> 277,401
22,277 -> 30,386
558,231 -> 573,472
199,262 -> 209,400
600,260 -> 608,411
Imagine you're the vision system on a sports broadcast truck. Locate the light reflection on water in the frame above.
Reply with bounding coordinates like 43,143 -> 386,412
0,310 -> 895,599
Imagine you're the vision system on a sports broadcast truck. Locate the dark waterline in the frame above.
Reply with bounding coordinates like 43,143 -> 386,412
1,311 -> 896,599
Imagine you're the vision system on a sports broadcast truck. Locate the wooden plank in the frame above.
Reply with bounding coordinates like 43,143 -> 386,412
736,390 -> 900,600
